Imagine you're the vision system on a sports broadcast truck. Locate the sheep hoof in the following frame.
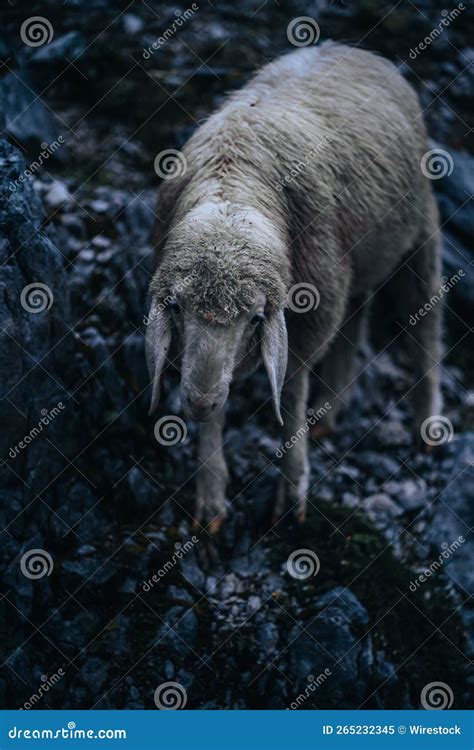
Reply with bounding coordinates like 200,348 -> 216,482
309,423 -> 333,440
207,517 -> 225,535
295,507 -> 307,524
192,515 -> 226,534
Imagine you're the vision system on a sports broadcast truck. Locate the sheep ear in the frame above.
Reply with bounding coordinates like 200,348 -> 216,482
145,301 -> 172,415
261,308 -> 288,426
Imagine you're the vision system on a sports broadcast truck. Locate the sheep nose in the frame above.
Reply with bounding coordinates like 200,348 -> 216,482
183,393 -> 219,421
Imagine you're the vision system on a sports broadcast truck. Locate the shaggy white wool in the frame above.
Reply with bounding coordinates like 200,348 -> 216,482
150,213 -> 289,324
150,41 -> 434,327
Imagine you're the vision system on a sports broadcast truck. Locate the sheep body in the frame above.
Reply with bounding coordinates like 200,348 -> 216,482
148,42 -> 442,527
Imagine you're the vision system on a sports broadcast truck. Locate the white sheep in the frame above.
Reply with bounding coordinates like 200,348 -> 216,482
146,42 -> 442,532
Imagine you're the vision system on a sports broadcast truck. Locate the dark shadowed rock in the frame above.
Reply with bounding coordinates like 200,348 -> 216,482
287,587 -> 372,708
428,434 -> 474,593
1,72 -> 63,150
427,434 -> 474,652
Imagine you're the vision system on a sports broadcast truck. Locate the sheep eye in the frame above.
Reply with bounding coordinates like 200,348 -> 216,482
250,312 -> 265,326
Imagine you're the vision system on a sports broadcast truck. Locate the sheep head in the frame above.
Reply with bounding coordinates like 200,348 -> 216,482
146,206 -> 290,423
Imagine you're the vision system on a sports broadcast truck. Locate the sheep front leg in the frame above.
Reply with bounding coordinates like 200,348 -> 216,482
274,364 -> 310,523
195,410 -> 228,533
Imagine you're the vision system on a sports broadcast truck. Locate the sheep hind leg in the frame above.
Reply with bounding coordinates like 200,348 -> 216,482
396,230 -> 443,441
274,363 -> 310,524
310,299 -> 368,438
194,409 -> 228,534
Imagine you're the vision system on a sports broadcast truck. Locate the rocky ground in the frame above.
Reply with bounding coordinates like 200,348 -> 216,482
0,0 -> 473,710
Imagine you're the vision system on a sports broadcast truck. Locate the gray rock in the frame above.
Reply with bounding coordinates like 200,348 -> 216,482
30,31 -> 87,65
364,492 -> 403,525
286,587 -> 371,708
122,13 -> 145,34
257,622 -> 279,656
0,72 -> 62,148
355,451 -> 401,481
437,150 -> 474,242
179,552 -> 205,591
44,180 -> 71,209
127,466 -> 157,509
158,606 -> 198,656
368,420 -> 412,449
382,478 -> 427,511
442,232 -> 474,321
77,657 -> 109,692
427,435 -> 474,594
